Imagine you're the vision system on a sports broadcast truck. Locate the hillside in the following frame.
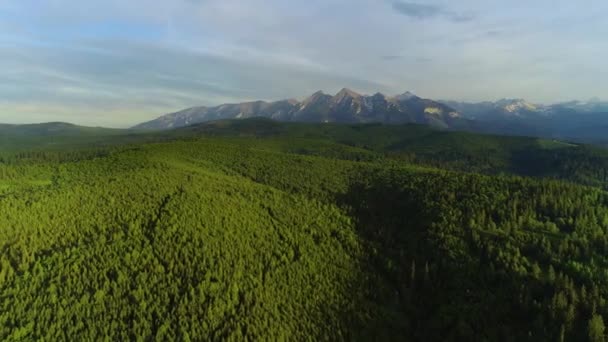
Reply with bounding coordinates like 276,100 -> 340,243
3,118 -> 608,188
175,119 -> 608,189
0,122 -> 132,152
0,122 -> 123,136
0,122 -> 176,157
2,120 -> 608,340
1,121 -> 608,340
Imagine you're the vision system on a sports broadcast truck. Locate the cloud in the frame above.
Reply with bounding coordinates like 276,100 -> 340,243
0,38 -> 389,127
391,1 -> 475,22
381,55 -> 432,64
2,0 -> 608,126
381,55 -> 404,61
391,2 -> 441,19
449,13 -> 475,23
415,57 -> 433,63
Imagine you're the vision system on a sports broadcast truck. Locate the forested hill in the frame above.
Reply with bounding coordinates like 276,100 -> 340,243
2,118 -> 608,189
174,118 -> 608,189
2,119 -> 608,340
0,122 -> 132,152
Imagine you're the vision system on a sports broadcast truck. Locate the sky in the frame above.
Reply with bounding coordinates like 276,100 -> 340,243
0,0 -> 607,127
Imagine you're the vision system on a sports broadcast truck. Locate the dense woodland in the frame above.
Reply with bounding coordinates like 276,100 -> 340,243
2,119 -> 608,340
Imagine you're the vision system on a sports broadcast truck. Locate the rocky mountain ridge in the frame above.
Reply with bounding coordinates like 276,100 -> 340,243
133,88 -> 464,130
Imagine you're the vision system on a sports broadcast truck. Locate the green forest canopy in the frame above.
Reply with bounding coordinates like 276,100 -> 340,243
1,119 -> 608,340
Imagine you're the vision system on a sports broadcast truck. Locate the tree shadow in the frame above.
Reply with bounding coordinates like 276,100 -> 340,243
335,169 -> 557,341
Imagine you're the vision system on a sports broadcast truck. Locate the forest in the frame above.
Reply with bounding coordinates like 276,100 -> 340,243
2,119 -> 608,341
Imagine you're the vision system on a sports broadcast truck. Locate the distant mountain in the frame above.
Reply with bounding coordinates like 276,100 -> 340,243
441,99 -> 608,143
442,99 -> 542,120
0,122 -> 133,152
133,91 -> 608,145
133,89 -> 466,130
554,99 -> 608,113
0,122 -> 124,137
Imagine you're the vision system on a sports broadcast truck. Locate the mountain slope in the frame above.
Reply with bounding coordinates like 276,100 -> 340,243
133,89 -> 465,130
2,121 -> 608,340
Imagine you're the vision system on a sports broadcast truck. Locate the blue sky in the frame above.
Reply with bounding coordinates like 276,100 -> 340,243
0,0 -> 607,127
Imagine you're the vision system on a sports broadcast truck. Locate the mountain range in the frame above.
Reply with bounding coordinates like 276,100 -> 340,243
133,88 -> 466,130
133,89 -> 608,145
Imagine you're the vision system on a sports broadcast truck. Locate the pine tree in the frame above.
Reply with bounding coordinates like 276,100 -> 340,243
588,314 -> 605,342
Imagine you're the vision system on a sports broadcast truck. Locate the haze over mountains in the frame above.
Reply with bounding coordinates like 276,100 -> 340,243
133,89 -> 608,145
